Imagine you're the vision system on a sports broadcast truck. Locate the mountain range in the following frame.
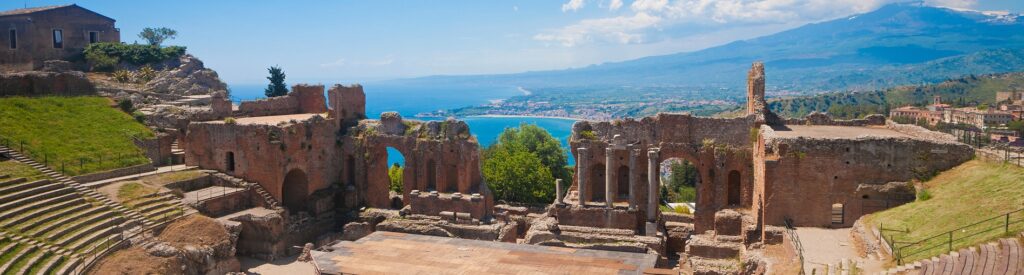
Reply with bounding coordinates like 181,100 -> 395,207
387,3 -> 1024,94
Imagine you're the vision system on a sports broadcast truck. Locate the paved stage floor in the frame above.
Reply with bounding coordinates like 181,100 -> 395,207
312,231 -> 660,274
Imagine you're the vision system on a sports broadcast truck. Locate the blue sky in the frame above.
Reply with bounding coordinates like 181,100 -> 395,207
3,0 -> 1023,84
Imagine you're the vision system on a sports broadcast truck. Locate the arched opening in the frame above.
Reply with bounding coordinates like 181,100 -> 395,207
386,147 -> 404,193
660,158 -> 699,204
617,165 -> 629,199
727,170 -> 741,206
426,159 -> 437,191
590,163 -> 606,202
225,152 -> 235,172
445,164 -> 458,193
282,169 -> 309,212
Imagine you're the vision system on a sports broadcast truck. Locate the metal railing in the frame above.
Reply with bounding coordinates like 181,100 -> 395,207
72,205 -> 189,275
886,208 -> 1024,265
784,218 -> 806,275
0,135 -> 150,176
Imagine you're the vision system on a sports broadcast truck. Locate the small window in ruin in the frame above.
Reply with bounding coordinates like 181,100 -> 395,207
8,29 -> 15,49
831,203 -> 844,225
845,147 -> 850,152
88,31 -> 98,44
52,29 -> 63,48
862,195 -> 870,199
834,176 -> 838,180
226,152 -> 235,172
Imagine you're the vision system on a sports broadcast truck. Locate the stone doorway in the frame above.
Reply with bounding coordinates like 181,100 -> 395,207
282,169 -> 309,212
727,170 -> 741,206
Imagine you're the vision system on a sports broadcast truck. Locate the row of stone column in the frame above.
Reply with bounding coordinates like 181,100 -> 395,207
560,145 -> 660,222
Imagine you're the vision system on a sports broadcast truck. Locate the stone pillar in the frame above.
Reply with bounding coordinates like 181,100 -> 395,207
555,179 -> 564,205
628,147 -> 638,210
647,149 -> 659,222
605,147 -> 615,208
577,148 -> 589,205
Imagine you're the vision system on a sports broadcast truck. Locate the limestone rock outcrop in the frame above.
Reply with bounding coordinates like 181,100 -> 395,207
145,54 -> 228,96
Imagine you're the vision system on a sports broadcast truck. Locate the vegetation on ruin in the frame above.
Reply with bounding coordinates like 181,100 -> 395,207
482,124 -> 570,203
767,72 -> 1024,119
117,182 -> 157,201
864,160 -> 1024,262
388,163 -> 404,193
576,130 -> 597,141
84,42 -> 187,71
0,96 -> 154,176
0,159 -> 49,181
264,66 -> 289,97
661,160 -> 698,203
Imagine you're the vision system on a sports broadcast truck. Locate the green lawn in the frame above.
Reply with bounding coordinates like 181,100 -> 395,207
0,96 -> 153,176
0,160 -> 48,181
864,160 -> 1024,263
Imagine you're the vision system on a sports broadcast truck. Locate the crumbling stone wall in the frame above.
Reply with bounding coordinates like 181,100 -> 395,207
0,69 -> 96,96
755,125 -> 973,228
236,84 -> 328,117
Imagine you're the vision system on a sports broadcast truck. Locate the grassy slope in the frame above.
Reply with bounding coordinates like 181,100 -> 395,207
0,96 -> 153,176
0,160 -> 48,181
864,160 -> 1024,262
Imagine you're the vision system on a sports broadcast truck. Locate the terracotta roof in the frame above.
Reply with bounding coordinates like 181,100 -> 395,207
0,4 -> 115,21
0,4 -> 74,16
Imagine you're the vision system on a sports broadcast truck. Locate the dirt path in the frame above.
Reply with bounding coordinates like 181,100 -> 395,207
796,227 -> 885,274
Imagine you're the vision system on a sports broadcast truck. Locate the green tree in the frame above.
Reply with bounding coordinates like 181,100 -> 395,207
481,124 -> 568,203
138,27 -> 178,46
665,160 -> 697,202
388,163 -> 403,193
264,66 -> 288,97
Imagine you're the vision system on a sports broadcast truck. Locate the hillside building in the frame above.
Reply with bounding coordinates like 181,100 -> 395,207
0,4 -> 119,71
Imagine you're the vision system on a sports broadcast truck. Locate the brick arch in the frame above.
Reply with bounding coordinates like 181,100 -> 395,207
282,168 -> 309,212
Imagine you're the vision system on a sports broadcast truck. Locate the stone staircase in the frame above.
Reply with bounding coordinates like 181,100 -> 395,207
170,141 -> 185,165
0,147 -> 154,274
123,192 -> 196,222
881,232 -> 1024,274
211,172 -> 280,209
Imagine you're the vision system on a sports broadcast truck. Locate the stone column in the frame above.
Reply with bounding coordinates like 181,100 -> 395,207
555,179 -> 564,205
605,147 -> 615,208
628,147 -> 638,210
577,148 -> 589,205
647,149 -> 659,222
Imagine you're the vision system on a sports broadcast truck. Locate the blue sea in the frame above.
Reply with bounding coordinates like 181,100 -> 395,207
229,83 -> 577,166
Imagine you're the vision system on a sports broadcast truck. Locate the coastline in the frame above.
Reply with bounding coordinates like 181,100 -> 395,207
465,114 -> 583,121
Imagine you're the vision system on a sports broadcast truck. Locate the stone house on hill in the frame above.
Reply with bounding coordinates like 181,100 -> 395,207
0,4 -> 119,71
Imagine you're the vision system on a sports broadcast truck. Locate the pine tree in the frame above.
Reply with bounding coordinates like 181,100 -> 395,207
264,66 -> 288,97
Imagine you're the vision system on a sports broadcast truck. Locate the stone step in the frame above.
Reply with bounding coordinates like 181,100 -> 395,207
145,204 -> 181,221
0,177 -> 28,188
131,195 -> 172,210
56,257 -> 81,275
67,225 -> 122,253
53,212 -> 122,246
2,198 -> 88,230
688,256 -> 740,275
18,249 -> 54,275
0,180 -> 58,203
78,234 -> 122,257
0,244 -> 38,274
0,179 -> 52,196
32,206 -> 111,238
36,254 -> 65,275
0,174 -> 9,179
0,191 -> 76,221
685,234 -> 742,259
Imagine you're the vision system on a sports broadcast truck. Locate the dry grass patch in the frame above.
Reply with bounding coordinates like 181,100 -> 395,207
159,215 -> 229,248
93,247 -> 183,275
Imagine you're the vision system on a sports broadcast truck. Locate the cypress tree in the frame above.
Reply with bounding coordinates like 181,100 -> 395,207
264,66 -> 288,97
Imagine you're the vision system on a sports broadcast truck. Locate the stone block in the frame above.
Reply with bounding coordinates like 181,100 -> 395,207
714,209 -> 743,237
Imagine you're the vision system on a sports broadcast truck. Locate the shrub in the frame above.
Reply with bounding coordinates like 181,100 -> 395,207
223,117 -> 237,125
85,49 -> 119,72
578,130 -> 597,140
112,70 -> 133,83
917,187 -> 932,201
674,205 -> 692,214
388,164 -> 404,192
131,111 -> 146,123
84,42 -> 186,70
136,65 -> 157,83
117,99 -> 134,113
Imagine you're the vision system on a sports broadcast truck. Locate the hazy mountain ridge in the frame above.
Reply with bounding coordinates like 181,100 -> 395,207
386,3 -> 1024,94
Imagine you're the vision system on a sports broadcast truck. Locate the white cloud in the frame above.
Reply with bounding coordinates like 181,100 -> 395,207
539,0 -> 983,47
609,0 -> 624,11
534,12 -> 663,47
562,0 -> 586,12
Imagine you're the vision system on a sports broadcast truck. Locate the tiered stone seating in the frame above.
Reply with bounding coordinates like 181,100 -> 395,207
124,192 -> 187,223
0,147 -> 153,274
882,232 -> 1024,274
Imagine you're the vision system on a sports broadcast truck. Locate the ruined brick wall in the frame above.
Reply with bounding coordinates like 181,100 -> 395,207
567,113 -> 757,232
236,84 -> 327,117
781,113 -> 887,126
756,130 -> 973,228
328,84 -> 366,128
747,62 -> 766,116
184,115 -> 340,212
